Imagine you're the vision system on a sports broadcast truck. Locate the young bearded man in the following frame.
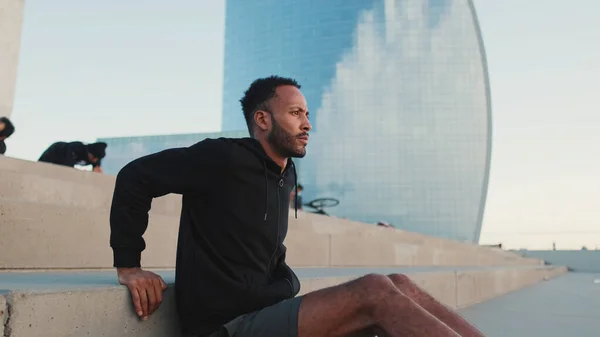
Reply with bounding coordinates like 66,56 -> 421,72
109,76 -> 485,337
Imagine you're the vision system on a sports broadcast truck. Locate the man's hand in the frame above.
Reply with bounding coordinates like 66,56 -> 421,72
117,267 -> 168,320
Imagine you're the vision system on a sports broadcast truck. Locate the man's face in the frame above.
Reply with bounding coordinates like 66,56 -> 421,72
265,85 -> 312,158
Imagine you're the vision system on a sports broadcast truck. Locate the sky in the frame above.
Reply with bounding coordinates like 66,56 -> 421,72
5,0 -> 600,250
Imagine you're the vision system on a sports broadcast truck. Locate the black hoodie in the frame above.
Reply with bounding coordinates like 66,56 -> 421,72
109,137 -> 301,336
38,141 -> 103,168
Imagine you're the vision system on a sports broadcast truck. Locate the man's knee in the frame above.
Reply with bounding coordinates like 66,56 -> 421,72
387,273 -> 412,286
350,274 -> 412,317
353,274 -> 404,302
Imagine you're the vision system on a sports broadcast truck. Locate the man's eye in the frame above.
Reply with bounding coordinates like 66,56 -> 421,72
292,111 -> 299,115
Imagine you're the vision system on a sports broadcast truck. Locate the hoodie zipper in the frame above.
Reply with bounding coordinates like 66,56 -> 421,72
266,176 -> 284,280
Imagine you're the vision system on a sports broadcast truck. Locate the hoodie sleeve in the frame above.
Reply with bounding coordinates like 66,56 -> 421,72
109,138 -> 231,268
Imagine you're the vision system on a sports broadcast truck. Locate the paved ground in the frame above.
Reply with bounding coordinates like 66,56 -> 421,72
459,272 -> 600,337
0,265 -> 547,292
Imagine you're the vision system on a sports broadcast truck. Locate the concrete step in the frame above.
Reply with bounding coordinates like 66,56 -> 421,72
295,211 -> 540,264
0,157 -> 544,267
0,162 -> 182,215
1,201 -> 541,269
0,155 -> 111,181
0,266 -> 567,337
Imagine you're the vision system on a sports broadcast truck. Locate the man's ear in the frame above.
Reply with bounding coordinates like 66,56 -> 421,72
254,110 -> 270,132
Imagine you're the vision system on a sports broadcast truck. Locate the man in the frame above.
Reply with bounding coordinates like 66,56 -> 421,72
110,76 -> 485,337
0,117 -> 16,155
38,141 -> 107,173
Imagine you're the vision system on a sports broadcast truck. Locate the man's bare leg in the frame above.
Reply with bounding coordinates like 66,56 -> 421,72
387,274 -> 485,337
297,274 -> 461,337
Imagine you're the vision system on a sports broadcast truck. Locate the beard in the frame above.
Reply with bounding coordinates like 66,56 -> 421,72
267,118 -> 307,158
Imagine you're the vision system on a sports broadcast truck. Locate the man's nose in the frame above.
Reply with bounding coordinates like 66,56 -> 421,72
302,119 -> 312,131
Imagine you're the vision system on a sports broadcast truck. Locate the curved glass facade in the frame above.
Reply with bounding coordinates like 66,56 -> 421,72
222,0 -> 492,242
97,131 -> 248,176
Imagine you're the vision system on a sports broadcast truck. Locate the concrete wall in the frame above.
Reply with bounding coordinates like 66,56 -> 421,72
517,250 -> 600,273
0,0 -> 24,119
0,200 -> 543,269
0,156 -> 544,270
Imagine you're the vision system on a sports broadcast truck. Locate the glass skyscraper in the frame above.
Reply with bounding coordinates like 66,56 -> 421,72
221,0 -> 492,243
99,0 -> 491,243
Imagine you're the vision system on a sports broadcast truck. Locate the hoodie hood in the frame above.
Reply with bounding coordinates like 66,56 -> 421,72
86,142 -> 107,159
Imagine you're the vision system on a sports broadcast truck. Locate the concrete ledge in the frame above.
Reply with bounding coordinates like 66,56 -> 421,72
0,201 -> 179,269
455,266 -> 568,308
324,231 -> 542,267
0,156 -> 111,181
517,250 -> 600,273
0,157 -> 544,269
0,266 -> 567,337
2,201 -> 542,270
5,287 -> 181,337
1,200 -> 543,269
291,212 -> 543,265
0,168 -> 183,216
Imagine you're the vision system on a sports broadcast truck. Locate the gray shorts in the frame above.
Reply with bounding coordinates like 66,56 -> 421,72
208,296 -> 303,337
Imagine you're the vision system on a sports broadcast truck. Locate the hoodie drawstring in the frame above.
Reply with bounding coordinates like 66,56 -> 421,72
292,161 -> 298,219
263,160 -> 299,221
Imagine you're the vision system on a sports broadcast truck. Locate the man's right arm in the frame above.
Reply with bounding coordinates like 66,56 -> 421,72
110,139 -> 228,266
109,139 -> 230,319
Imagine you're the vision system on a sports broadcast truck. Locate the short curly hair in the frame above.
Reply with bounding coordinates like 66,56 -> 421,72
239,75 -> 301,136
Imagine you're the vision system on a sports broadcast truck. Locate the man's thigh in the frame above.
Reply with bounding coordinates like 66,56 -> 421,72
218,296 -> 303,337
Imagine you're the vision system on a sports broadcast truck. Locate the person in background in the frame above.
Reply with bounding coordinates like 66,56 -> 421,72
0,117 -> 16,155
38,141 -> 107,173
290,184 -> 304,210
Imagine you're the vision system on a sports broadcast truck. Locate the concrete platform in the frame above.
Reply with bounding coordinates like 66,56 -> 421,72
460,272 -> 600,337
0,266 -> 566,337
